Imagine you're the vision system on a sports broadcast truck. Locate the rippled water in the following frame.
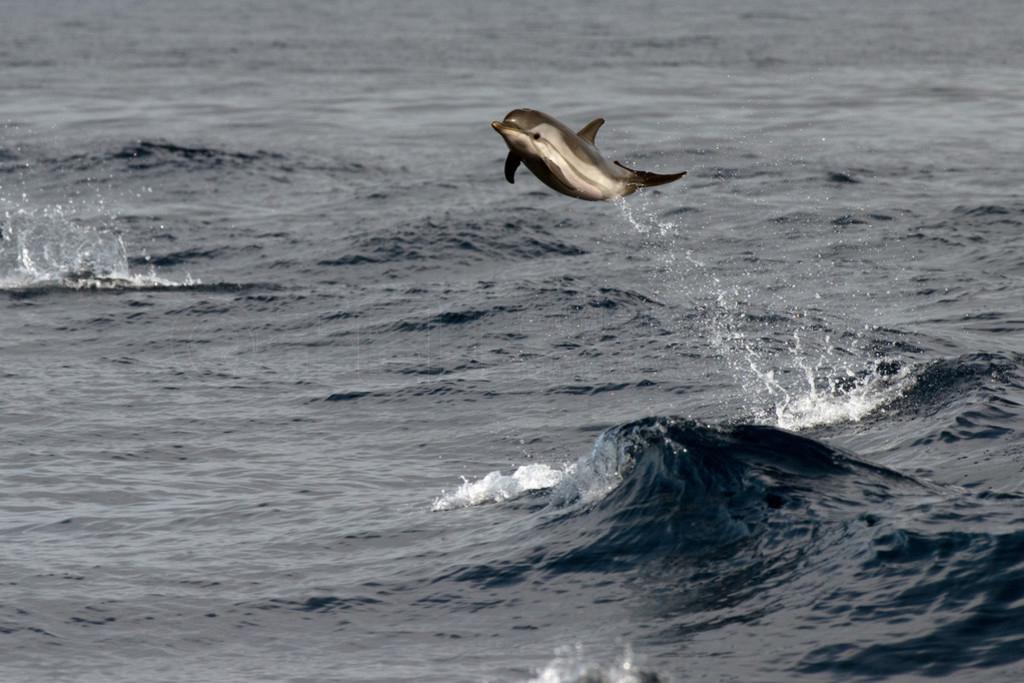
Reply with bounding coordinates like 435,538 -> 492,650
3,1 -> 1024,680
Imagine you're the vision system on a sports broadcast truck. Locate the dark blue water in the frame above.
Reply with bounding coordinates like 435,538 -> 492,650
3,1 -> 1024,680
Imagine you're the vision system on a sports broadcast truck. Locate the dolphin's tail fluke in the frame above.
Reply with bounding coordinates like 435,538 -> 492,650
615,161 -> 687,190
631,169 -> 687,187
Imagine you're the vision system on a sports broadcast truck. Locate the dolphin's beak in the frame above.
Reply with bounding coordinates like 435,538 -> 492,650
491,121 -> 519,136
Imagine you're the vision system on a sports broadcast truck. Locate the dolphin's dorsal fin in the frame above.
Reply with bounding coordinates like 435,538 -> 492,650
576,118 -> 605,144
504,152 -> 521,184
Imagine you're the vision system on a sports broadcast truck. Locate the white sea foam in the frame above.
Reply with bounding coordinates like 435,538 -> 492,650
739,332 -> 915,431
431,463 -> 567,511
768,369 -> 909,431
433,429 -> 633,513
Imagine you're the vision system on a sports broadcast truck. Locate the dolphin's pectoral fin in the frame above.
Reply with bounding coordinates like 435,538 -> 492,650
504,152 -> 522,184
576,118 -> 605,144
614,161 -> 687,189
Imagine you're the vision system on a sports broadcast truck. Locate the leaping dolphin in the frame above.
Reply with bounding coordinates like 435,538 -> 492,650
491,108 -> 686,201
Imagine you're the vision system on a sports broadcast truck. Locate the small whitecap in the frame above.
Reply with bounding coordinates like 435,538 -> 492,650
431,463 -> 566,511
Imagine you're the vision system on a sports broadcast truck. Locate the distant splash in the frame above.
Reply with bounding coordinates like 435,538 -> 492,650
0,205 -> 195,290
529,644 -> 661,683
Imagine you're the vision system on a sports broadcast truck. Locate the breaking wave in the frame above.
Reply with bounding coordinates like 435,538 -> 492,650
435,415 -> 1024,677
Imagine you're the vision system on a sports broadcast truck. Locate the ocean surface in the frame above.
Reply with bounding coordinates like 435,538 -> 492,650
3,1 -> 1024,680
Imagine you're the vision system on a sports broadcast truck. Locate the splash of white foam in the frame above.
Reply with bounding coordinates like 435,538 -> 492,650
431,463 -> 567,511
740,332 -> 915,431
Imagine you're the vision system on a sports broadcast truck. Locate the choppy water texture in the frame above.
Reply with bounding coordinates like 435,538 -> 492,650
3,1 -> 1024,680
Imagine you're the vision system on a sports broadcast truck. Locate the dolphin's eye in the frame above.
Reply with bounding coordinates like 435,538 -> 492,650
533,133 -> 541,140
